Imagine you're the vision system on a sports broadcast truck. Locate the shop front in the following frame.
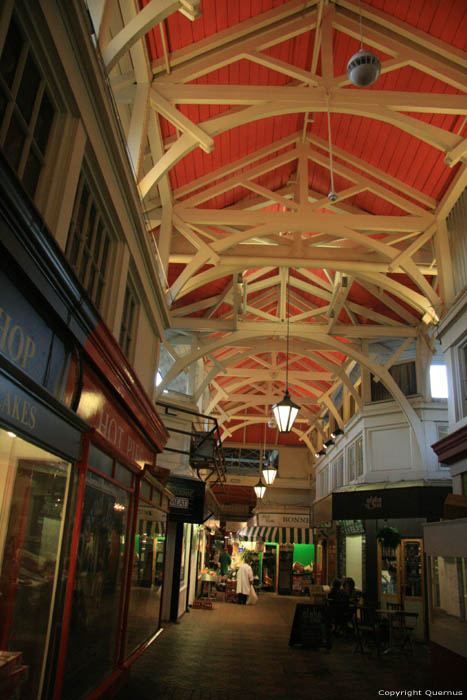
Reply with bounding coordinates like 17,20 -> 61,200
0,167 -> 169,699
331,483 -> 452,641
161,476 -> 206,623
238,512 -> 315,596
312,495 -> 338,587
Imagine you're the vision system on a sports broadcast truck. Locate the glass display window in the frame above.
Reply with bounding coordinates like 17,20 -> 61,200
402,540 -> 424,599
62,470 -> 130,699
125,503 -> 167,656
0,429 -> 71,699
378,544 -> 400,598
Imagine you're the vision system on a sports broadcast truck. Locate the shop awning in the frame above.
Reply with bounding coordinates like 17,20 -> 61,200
239,526 -> 312,544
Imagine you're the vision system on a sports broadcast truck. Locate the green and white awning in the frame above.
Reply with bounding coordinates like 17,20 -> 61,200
238,526 -> 312,544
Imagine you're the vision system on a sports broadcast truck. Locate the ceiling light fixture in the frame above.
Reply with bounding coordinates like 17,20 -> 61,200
331,428 -> 344,439
346,0 -> 381,87
262,432 -> 278,486
272,269 -> 300,433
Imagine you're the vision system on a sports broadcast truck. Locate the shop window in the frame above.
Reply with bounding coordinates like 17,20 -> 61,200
0,430 -> 71,699
119,277 -> 139,360
0,14 -> 56,200
63,471 -> 130,699
126,504 -> 166,655
115,462 -> 133,488
66,172 -> 113,314
88,442 -> 113,477
371,361 -> 417,402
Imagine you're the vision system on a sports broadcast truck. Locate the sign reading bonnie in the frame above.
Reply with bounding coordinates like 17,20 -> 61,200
168,476 -> 205,523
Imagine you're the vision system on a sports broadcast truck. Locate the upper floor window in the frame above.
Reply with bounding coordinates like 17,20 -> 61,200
430,364 -> 448,399
0,14 -> 56,199
460,344 -> 467,419
331,453 -> 344,490
347,436 -> 363,482
66,172 -> 113,313
371,361 -> 417,402
119,278 -> 139,360
446,186 -> 467,297
317,467 -> 328,499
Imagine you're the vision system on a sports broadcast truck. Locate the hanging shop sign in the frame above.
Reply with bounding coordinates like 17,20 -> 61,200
258,512 -> 310,527
167,475 -> 205,523
77,366 -> 154,469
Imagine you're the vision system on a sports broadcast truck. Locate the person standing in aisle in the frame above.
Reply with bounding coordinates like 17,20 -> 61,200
236,557 -> 254,604
219,547 -> 231,576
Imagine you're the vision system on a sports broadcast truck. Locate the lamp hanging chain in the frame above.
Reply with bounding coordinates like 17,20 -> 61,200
327,108 -> 335,194
286,270 -> 289,390
359,0 -> 363,50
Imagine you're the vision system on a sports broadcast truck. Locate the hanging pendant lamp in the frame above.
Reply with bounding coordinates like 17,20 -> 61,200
272,269 -> 300,433
254,478 -> 266,499
261,424 -> 278,485
346,0 -> 381,87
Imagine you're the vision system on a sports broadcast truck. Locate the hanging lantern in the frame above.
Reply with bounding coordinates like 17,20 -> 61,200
262,462 -> 278,486
272,390 -> 300,433
254,478 -> 266,499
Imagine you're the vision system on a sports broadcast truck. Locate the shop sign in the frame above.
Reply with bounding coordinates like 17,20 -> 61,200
332,486 -> 452,520
0,269 -> 76,404
167,475 -> 205,523
258,513 -> 310,527
77,367 -> 153,468
0,371 -> 82,459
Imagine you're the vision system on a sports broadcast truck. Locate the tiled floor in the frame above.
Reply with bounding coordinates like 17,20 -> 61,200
114,594 -> 457,700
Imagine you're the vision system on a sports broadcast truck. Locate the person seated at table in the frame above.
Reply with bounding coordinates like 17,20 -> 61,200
342,577 -> 360,606
341,577 -> 360,634
327,579 -> 348,635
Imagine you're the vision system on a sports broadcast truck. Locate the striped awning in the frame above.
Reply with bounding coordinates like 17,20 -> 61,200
238,526 -> 312,545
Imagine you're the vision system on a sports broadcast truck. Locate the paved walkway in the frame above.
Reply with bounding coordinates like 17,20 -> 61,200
115,593 -> 452,700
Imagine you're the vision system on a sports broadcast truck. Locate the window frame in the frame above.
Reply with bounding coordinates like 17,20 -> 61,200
119,275 -> 140,361
0,10 -> 58,201
66,168 -> 115,315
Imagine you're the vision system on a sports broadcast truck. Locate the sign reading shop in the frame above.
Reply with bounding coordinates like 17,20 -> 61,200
258,513 -> 310,527
0,269 -> 76,404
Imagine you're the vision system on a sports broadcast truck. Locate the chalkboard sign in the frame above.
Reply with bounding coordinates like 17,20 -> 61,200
289,604 -> 332,649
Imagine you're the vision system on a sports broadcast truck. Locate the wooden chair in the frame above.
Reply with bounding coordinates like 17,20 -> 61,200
389,611 -> 418,655
353,606 -> 383,656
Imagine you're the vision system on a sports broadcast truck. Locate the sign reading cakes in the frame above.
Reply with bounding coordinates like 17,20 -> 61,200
168,476 -> 205,523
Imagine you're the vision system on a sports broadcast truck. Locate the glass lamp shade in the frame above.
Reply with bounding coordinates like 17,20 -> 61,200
272,390 -> 300,433
254,479 -> 266,499
262,464 -> 278,485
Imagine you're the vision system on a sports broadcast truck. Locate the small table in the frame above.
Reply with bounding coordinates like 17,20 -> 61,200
200,574 -> 218,598
376,609 -> 418,655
